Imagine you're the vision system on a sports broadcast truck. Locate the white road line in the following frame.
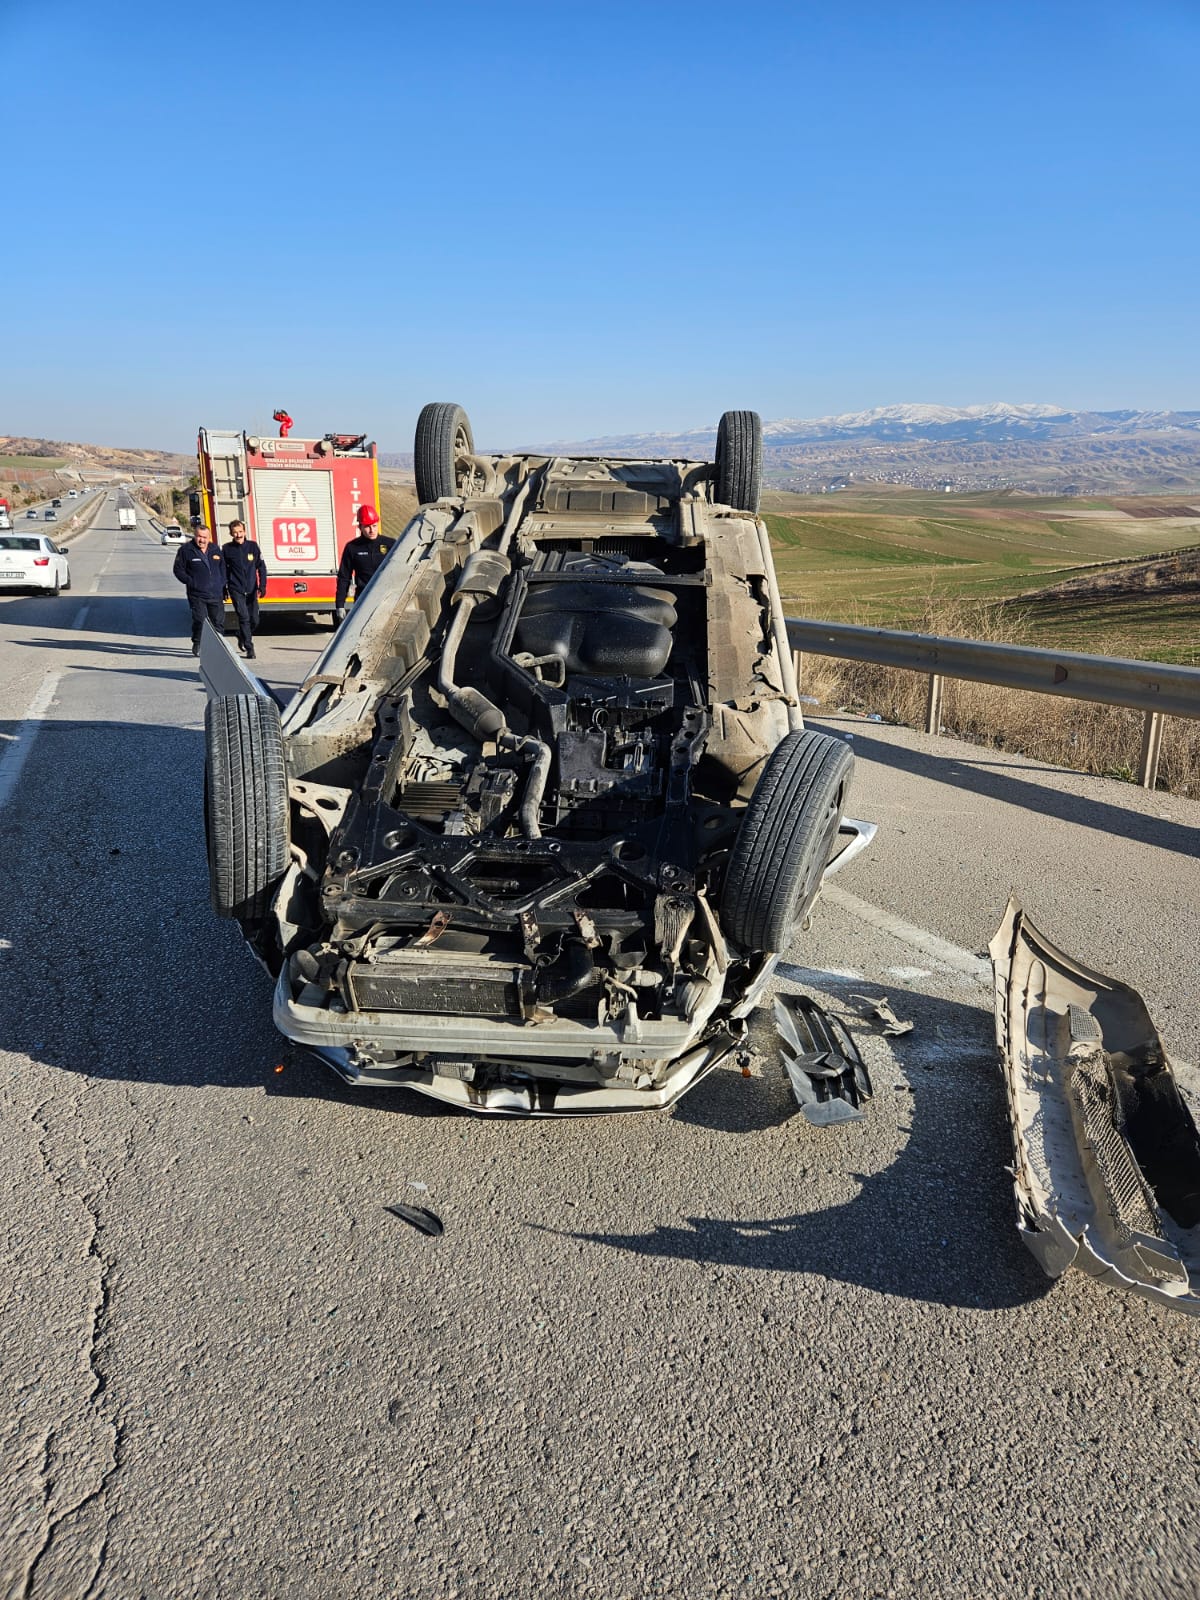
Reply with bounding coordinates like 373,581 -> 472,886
821,883 -> 992,982
88,556 -> 113,595
0,668 -> 65,812
777,962 -> 865,984
88,542 -> 117,594
71,604 -> 90,630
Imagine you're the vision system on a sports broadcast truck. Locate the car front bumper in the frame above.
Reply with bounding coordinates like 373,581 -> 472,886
273,963 -> 753,1115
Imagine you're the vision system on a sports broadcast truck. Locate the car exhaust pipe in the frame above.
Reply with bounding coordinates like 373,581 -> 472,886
438,592 -> 508,741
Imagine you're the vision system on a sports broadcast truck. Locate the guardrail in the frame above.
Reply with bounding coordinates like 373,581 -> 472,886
786,617 -> 1200,789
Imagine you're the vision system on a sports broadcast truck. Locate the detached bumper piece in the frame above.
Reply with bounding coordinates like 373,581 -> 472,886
990,897 -> 1200,1314
774,994 -> 873,1125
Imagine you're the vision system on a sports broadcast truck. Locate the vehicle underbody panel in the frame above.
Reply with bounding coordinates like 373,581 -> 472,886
990,897 -> 1200,1313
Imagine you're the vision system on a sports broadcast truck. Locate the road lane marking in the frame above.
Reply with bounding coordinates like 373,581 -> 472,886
71,605 -> 90,630
777,962 -> 865,983
88,541 -> 117,594
0,668 -> 64,813
821,884 -> 991,982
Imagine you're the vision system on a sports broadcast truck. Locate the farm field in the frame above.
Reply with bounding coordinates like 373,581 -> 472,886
0,454 -> 69,474
766,486 -> 1200,664
1017,588 -> 1200,666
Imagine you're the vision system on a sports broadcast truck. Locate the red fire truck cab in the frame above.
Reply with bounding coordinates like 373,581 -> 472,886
196,427 -> 380,617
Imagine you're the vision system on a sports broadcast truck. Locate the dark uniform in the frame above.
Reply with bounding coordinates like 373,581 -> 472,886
223,538 -> 268,658
173,539 -> 227,655
335,534 -> 395,617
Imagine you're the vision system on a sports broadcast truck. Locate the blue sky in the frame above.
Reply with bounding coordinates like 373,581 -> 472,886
3,0 -> 1198,451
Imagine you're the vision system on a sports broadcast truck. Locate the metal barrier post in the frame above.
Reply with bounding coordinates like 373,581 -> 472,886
1139,711 -> 1164,789
925,674 -> 943,736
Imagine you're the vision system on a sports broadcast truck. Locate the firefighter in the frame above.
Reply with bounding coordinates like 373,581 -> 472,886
173,521 -> 230,652
223,518 -> 268,659
332,505 -> 393,625
173,521 -> 227,656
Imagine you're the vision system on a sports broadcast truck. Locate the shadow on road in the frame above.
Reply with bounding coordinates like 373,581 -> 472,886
543,978 -> 1050,1311
1,718 -> 280,1092
838,728 -> 1200,858
13,636 -> 194,660
0,715 -> 451,1112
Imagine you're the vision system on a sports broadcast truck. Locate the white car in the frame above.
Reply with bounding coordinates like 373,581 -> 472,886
160,523 -> 186,545
0,533 -> 71,594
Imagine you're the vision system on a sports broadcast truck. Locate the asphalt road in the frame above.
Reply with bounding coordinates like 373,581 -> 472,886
2,499 -> 1199,1599
2,485 -> 103,545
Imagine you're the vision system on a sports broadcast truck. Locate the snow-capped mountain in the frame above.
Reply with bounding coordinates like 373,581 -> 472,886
763,402 -> 1067,437
524,404 -> 1200,494
547,405 -> 1200,455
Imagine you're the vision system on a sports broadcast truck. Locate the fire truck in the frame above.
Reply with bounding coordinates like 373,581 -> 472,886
195,421 -> 380,618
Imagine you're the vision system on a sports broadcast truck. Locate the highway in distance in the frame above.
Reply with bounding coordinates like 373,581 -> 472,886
2,495 -> 1198,1599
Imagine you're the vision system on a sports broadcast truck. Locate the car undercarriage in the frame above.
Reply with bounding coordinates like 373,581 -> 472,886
201,407 -> 860,1114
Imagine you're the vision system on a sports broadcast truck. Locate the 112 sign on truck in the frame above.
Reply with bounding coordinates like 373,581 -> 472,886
196,425 -> 379,618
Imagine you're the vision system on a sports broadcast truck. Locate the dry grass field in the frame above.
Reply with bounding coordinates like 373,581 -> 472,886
767,486 -> 1200,650
771,488 -> 1200,791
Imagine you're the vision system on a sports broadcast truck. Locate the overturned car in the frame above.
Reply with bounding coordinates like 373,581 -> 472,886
201,405 -> 860,1114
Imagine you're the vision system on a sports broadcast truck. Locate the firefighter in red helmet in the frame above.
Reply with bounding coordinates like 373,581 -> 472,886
332,504 -> 394,624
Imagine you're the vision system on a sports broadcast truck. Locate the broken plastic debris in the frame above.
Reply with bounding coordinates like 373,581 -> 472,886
774,994 -> 873,1126
384,1203 -> 444,1237
851,995 -> 914,1037
990,896 -> 1200,1315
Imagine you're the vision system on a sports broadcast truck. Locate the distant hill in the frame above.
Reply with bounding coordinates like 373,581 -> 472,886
529,404 -> 1200,494
0,434 -> 190,478
538,403 -> 1200,451
12,404 -> 1200,494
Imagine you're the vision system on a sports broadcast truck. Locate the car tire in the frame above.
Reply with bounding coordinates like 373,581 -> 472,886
204,694 -> 290,921
714,410 -> 763,514
414,402 -> 474,505
720,729 -> 854,953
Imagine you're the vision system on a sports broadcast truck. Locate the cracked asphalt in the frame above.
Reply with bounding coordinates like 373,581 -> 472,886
2,500 -> 1199,1599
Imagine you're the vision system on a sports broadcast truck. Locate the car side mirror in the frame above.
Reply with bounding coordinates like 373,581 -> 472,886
188,490 -> 202,520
